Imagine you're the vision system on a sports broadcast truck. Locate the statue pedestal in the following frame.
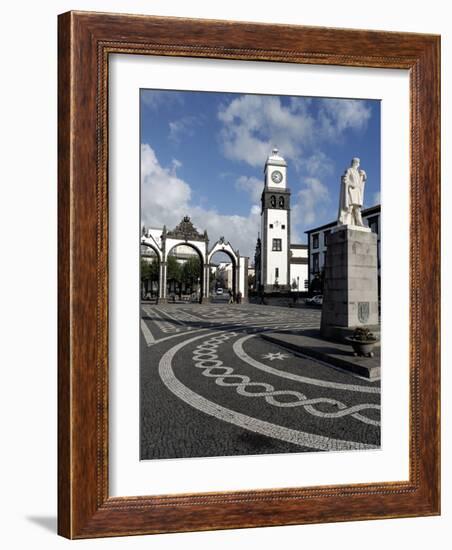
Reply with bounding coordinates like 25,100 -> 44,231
320,225 -> 379,341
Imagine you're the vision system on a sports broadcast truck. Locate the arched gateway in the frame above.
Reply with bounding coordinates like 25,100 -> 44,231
141,216 -> 249,303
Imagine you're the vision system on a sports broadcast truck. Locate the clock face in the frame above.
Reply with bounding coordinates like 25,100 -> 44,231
271,170 -> 283,184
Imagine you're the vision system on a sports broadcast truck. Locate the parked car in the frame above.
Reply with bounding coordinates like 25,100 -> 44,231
305,294 -> 323,306
216,288 -> 224,295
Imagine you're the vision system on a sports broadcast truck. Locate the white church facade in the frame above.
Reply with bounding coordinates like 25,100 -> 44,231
254,149 -> 309,294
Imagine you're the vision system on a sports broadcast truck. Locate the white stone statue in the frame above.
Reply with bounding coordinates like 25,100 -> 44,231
337,157 -> 367,227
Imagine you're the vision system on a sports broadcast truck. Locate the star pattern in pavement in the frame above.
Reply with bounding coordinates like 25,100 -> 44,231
262,352 -> 289,361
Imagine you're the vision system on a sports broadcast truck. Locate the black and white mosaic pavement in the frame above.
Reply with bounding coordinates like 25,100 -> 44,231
140,303 -> 381,460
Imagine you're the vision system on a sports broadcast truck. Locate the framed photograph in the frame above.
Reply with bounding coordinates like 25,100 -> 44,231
58,11 -> 440,538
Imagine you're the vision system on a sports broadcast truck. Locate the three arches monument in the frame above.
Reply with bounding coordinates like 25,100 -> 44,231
141,216 -> 249,303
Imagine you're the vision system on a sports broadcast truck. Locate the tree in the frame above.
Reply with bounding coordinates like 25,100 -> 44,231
166,256 -> 182,297
140,258 -> 150,281
141,258 -> 159,298
141,258 -> 159,279
167,255 -> 182,282
182,256 -> 201,286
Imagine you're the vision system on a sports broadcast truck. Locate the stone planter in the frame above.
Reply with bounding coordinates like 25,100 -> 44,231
345,337 -> 378,358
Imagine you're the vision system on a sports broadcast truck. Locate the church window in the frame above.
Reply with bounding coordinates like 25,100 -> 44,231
269,224 -> 273,228
270,195 -> 276,207
272,238 -> 282,251
282,224 -> 286,229
278,196 -> 285,208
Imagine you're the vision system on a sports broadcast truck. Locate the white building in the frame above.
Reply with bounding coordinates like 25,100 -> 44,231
305,204 -> 381,289
212,261 -> 234,290
255,149 -> 309,293
289,244 -> 309,292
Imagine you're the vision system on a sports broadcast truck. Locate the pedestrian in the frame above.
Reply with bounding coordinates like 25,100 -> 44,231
228,288 -> 234,304
237,290 -> 242,304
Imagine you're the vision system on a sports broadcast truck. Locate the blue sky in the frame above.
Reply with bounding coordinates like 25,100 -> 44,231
140,89 -> 380,259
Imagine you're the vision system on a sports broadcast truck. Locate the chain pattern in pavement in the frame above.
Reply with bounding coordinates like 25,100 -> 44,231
192,334 -> 380,427
159,331 -> 377,451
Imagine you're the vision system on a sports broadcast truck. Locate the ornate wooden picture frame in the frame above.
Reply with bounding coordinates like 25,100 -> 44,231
58,11 -> 440,538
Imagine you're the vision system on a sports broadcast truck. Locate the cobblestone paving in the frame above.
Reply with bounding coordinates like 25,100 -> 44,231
140,302 -> 381,460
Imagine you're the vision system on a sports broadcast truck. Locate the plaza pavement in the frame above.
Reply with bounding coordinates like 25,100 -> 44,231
140,302 -> 381,460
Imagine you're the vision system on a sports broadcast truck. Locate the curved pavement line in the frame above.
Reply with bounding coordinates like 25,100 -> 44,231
233,334 -> 380,395
143,318 -> 318,347
158,331 -> 378,452
198,336 -> 380,427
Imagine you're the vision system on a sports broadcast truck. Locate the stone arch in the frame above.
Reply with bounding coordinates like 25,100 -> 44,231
165,241 -> 205,303
164,238 -> 206,263
207,238 -> 239,265
140,217 -> 249,304
159,216 -> 210,303
140,240 -> 162,301
140,240 -> 162,261
208,238 -> 240,299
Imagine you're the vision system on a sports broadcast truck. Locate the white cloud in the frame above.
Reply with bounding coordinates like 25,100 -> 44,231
190,206 -> 261,258
141,144 -> 260,257
141,144 -> 192,230
300,151 -> 335,178
318,99 -> 372,140
217,95 -> 372,170
171,158 -> 182,171
235,175 -> 262,203
293,177 -> 331,228
168,115 -> 200,143
218,95 -> 314,168
141,90 -> 184,110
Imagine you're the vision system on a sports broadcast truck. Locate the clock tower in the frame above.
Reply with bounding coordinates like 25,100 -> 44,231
259,148 -> 291,292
